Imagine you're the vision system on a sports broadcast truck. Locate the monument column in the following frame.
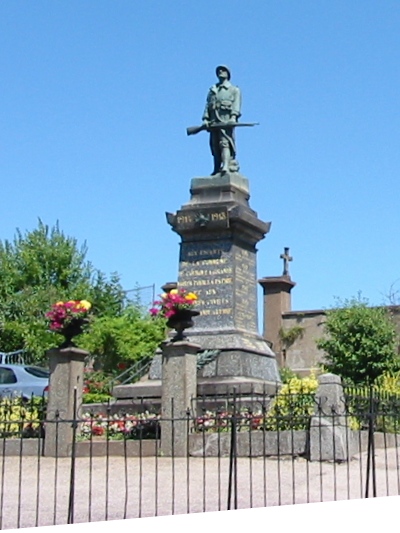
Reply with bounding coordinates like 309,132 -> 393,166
167,172 -> 280,391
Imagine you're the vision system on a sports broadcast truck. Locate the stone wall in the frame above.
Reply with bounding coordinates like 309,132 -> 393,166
280,309 -> 326,375
279,306 -> 400,375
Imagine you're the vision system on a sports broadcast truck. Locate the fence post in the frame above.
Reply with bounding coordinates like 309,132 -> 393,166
160,340 -> 200,457
309,373 -> 355,462
365,386 -> 377,497
44,347 -> 88,457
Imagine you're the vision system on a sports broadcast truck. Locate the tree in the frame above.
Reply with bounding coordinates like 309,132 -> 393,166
316,295 -> 400,385
80,306 -> 166,372
0,220 -> 126,364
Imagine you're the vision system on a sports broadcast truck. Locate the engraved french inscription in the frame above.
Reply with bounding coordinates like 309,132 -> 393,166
175,207 -> 229,231
178,240 -> 258,334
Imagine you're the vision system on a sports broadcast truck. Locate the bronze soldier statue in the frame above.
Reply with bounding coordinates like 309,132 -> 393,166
187,66 -> 258,175
202,65 -> 241,174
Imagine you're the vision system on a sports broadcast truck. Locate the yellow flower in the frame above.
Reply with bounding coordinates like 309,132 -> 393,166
186,292 -> 198,301
170,289 -> 178,295
78,300 -> 91,310
56,301 -> 64,306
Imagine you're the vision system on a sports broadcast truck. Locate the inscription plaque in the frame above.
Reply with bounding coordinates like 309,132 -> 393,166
178,240 -> 258,334
175,207 -> 229,231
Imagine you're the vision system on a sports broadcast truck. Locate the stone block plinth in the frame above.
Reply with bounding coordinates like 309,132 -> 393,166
44,346 -> 88,457
160,340 -> 200,456
309,373 -> 357,461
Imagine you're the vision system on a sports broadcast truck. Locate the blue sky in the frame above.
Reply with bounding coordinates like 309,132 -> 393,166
1,1 -> 400,315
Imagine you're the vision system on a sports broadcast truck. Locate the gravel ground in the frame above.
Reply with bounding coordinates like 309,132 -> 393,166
1,448 -> 400,529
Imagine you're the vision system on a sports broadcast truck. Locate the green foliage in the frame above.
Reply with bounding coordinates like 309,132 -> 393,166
316,295 -> 400,385
264,373 -> 319,431
345,371 -> 400,433
83,369 -> 116,395
80,307 -> 166,371
0,220 -> 126,364
279,326 -> 304,348
279,366 -> 299,384
83,393 -> 113,404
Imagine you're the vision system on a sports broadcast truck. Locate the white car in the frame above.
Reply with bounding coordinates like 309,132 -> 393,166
0,364 -> 49,399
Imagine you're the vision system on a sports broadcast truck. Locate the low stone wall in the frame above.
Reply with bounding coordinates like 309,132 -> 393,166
0,430 -> 398,457
0,439 -> 44,456
189,430 -> 307,457
73,439 -> 158,457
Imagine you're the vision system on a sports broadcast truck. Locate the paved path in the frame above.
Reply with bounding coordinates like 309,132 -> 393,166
1,448 -> 400,529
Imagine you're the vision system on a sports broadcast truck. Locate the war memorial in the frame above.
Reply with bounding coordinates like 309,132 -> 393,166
115,65 -> 281,405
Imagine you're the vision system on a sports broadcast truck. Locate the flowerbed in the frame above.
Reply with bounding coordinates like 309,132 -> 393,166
79,411 -> 160,440
0,397 -> 45,438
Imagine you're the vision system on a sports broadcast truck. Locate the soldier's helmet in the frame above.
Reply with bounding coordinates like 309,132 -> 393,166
216,65 -> 231,80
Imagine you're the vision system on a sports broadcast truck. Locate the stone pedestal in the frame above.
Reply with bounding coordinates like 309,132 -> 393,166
309,373 -> 356,462
44,347 -> 88,457
160,340 -> 200,456
165,173 -> 280,386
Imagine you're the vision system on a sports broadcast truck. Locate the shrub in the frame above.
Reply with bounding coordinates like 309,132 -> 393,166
279,367 -> 299,384
82,393 -> 113,404
263,372 -> 319,431
345,371 -> 400,432
83,369 -> 116,395
317,295 -> 400,385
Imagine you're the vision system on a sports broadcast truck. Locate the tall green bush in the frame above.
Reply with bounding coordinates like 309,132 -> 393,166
0,220 -> 126,364
317,295 -> 400,385
80,306 -> 166,371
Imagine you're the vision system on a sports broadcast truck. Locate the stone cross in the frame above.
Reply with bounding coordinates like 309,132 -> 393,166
280,247 -> 292,276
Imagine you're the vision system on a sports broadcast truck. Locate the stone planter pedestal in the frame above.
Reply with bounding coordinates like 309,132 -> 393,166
44,347 -> 88,457
160,340 -> 200,456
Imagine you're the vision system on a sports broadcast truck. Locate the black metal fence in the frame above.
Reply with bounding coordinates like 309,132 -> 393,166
1,385 -> 400,528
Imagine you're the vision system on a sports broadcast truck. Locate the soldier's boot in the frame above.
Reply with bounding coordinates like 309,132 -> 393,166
212,156 -> 221,175
220,147 -> 230,173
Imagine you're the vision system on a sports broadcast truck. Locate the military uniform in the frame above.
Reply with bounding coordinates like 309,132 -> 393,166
202,76 -> 242,174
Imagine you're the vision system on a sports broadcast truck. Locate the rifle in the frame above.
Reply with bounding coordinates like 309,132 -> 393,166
186,122 -> 259,136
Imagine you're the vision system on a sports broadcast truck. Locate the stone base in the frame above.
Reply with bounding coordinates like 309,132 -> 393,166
149,331 -> 279,383
309,418 -> 358,462
112,375 -> 281,415
189,431 -> 308,457
189,173 -> 250,206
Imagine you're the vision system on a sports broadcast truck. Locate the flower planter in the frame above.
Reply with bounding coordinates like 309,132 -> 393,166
58,317 -> 89,347
166,309 -> 200,341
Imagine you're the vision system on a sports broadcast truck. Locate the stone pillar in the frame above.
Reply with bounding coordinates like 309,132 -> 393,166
44,347 -> 88,457
309,373 -> 356,462
165,173 -> 280,387
258,275 -> 296,366
160,340 -> 200,456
